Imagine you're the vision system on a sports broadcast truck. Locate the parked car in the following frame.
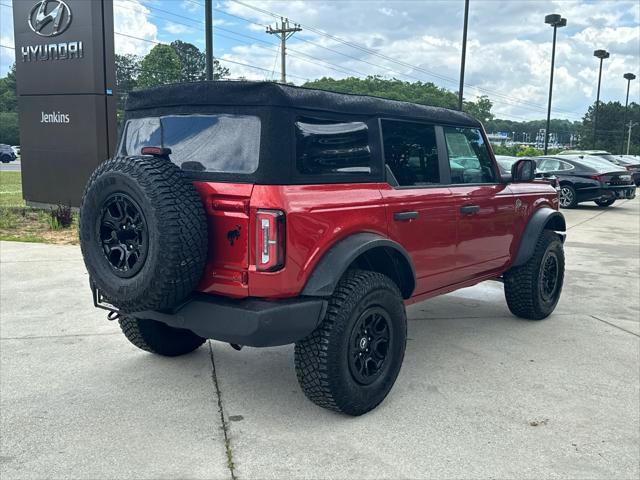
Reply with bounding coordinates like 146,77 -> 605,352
80,82 -> 566,416
11,145 -> 20,157
0,144 -> 16,163
611,155 -> 640,186
537,155 -> 635,208
495,155 -> 560,190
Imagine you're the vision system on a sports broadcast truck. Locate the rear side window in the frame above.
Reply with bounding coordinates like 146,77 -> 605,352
120,114 -> 261,174
381,120 -> 440,186
443,127 -> 496,184
295,119 -> 371,175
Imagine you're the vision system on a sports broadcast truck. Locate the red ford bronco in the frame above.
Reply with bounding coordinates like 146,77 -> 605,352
80,82 -> 565,416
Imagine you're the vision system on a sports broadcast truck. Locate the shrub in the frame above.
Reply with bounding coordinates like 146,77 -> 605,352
50,204 -> 73,229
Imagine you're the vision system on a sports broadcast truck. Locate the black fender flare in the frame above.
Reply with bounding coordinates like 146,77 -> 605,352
302,232 -> 416,298
512,208 -> 566,267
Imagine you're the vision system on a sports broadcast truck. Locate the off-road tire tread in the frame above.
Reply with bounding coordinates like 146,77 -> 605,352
118,316 -> 205,356
504,230 -> 564,320
80,156 -> 207,312
294,270 -> 405,415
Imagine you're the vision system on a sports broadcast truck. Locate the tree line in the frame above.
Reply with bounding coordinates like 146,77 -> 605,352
0,41 -> 637,155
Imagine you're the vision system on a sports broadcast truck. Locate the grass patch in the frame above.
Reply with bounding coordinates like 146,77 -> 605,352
0,172 -> 79,245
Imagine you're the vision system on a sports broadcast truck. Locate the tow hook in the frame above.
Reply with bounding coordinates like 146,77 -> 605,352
230,343 -> 243,351
107,311 -> 121,321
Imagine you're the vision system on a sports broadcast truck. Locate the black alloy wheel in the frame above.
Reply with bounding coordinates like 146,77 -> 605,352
294,270 -> 407,416
348,307 -> 392,385
99,193 -> 149,278
539,250 -> 559,303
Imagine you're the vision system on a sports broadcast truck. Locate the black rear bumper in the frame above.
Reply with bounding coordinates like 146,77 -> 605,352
128,294 -> 327,347
577,185 -> 636,202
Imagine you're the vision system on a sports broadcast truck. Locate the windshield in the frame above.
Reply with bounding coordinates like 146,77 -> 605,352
120,114 -> 261,174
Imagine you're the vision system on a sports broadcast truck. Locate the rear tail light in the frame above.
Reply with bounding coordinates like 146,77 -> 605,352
256,209 -> 285,271
590,174 -> 602,181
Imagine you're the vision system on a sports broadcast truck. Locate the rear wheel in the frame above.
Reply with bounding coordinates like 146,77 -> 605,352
294,270 -> 407,416
595,198 -> 615,207
559,184 -> 577,208
118,316 -> 205,356
504,230 -> 564,320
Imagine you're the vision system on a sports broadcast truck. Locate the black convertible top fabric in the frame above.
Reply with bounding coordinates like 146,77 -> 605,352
125,81 -> 481,127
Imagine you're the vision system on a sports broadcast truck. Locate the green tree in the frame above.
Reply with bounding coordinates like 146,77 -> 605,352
0,64 -> 17,113
0,64 -> 19,144
137,44 -> 182,89
170,40 -> 229,82
578,101 -> 640,154
463,95 -> 493,123
0,112 -> 19,145
115,54 -> 140,128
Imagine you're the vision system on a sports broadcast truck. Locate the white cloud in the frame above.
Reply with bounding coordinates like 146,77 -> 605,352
113,0 -> 159,56
164,22 -> 193,35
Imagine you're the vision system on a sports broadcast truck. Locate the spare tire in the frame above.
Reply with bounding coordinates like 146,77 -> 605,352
80,156 -> 208,313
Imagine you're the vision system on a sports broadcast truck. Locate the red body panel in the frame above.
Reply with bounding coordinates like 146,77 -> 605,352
194,179 -> 559,301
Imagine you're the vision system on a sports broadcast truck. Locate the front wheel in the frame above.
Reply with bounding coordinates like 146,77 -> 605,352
595,198 -> 615,207
504,230 -> 565,320
294,270 -> 407,416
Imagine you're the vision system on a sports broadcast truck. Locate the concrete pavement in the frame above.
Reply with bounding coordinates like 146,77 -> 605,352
1,198 -> 639,479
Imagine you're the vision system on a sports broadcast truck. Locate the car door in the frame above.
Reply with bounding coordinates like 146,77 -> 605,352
378,119 -> 459,295
442,126 -> 517,282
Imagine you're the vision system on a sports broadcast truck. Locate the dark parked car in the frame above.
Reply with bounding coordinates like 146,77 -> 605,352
495,155 -> 560,190
537,155 -> 636,208
0,144 -> 16,163
611,156 -> 640,186
559,150 -> 640,185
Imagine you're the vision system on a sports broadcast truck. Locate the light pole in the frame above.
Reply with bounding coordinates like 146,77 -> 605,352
544,14 -> 566,155
205,0 -> 213,80
621,73 -> 636,154
458,0 -> 470,111
592,49 -> 610,148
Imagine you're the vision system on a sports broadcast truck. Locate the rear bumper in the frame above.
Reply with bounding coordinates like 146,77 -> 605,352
577,185 -> 636,202
131,294 -> 327,347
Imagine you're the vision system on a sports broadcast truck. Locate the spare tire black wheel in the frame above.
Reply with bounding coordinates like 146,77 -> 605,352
80,156 -> 208,313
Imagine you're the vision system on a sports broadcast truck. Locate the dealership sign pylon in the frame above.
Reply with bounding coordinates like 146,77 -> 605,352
12,0 -> 116,207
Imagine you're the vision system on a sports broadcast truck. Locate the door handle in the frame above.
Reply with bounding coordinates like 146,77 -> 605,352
393,211 -> 419,221
460,205 -> 480,215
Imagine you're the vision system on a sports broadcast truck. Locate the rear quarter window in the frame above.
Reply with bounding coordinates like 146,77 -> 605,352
120,114 -> 261,174
295,118 -> 372,176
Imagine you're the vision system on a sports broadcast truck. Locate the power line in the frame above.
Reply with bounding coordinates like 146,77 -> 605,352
225,0 -> 583,118
133,0 -> 582,118
113,31 -> 310,82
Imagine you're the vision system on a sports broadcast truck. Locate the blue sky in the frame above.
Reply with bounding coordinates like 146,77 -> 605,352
1,0 -> 639,121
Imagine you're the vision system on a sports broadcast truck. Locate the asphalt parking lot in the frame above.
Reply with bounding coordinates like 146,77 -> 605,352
0,159 -> 21,172
1,197 -> 638,480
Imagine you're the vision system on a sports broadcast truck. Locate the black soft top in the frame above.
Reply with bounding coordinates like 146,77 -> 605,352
125,81 -> 481,127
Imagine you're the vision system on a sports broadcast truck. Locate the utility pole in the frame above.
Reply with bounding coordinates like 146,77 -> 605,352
458,0 -> 469,111
266,18 -> 302,84
626,121 -> 637,155
205,0 -> 213,80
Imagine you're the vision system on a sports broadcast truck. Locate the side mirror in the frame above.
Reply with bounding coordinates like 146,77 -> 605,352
511,159 -> 536,182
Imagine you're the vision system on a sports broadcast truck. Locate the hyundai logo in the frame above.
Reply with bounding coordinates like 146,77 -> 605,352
28,0 -> 72,37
